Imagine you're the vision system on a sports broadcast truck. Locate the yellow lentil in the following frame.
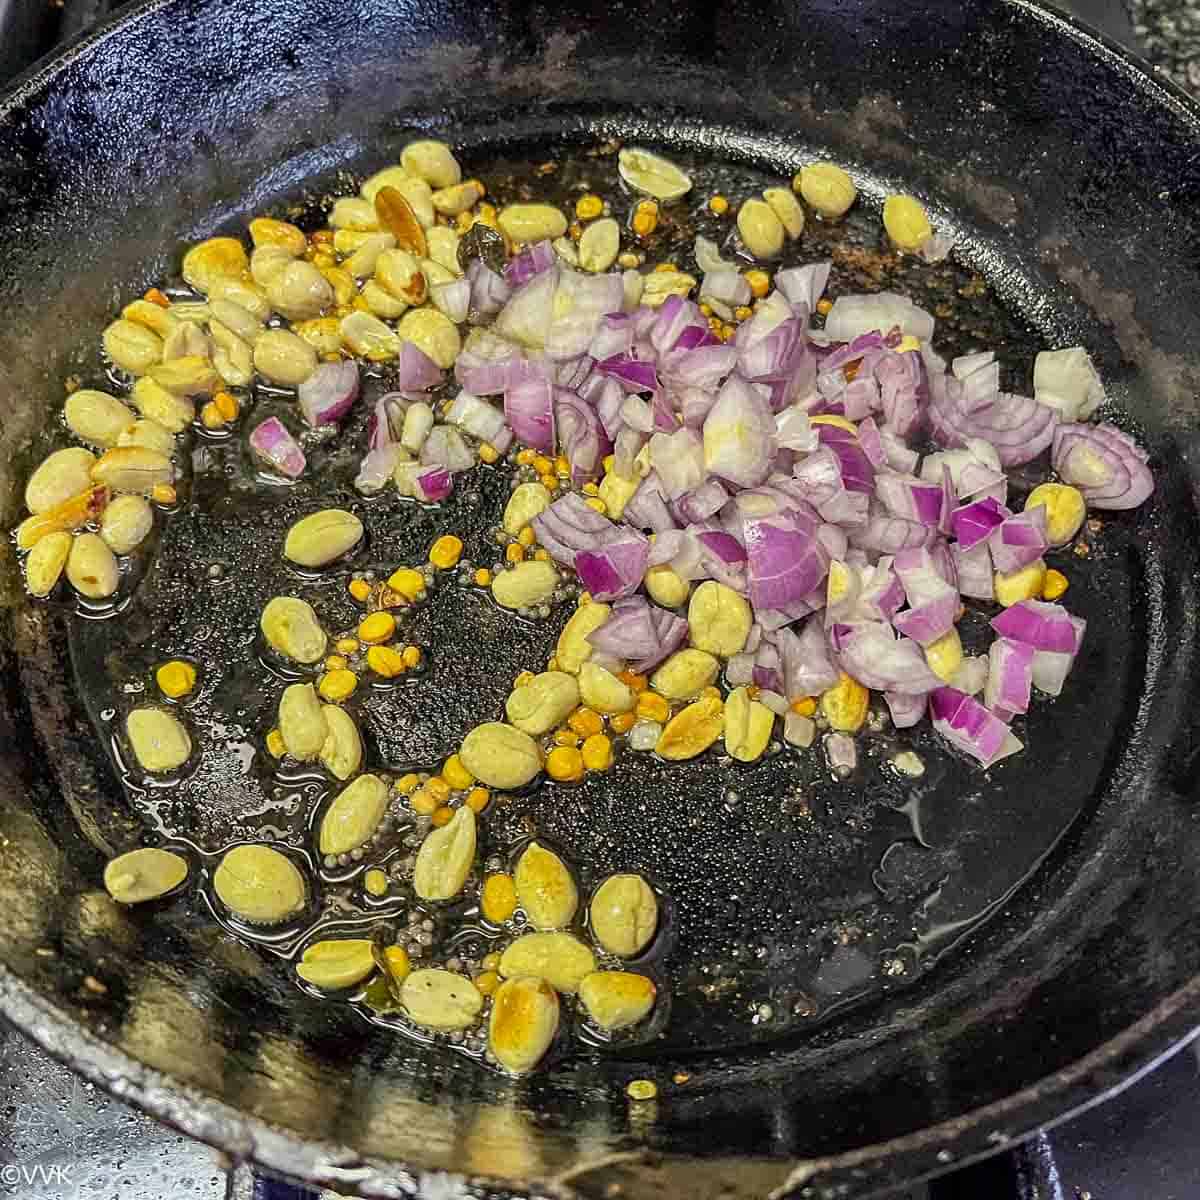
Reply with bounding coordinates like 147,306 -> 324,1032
636,692 -> 670,723
533,548 -> 552,562
364,868 -> 388,897
481,873 -> 518,923
396,772 -> 421,795
584,497 -> 607,515
357,611 -> 397,644
734,305 -> 753,321
200,401 -> 224,429
265,728 -> 287,758
366,645 -> 406,678
581,733 -> 613,771
632,209 -> 658,237
516,448 -> 537,466
429,535 -> 463,569
430,806 -> 454,827
1042,569 -> 1069,600
465,786 -> 490,813
151,483 -> 177,505
568,707 -> 604,737
156,660 -> 197,699
481,951 -> 502,971
791,696 -> 818,717
478,442 -> 500,464
409,788 -> 439,815
554,454 -> 571,476
474,970 -> 500,996
426,776 -> 451,802
609,711 -> 637,734
554,729 -> 580,747
546,745 -> 585,782
384,944 -> 410,980
505,542 -> 526,564
442,754 -> 475,790
324,654 -> 349,672
401,645 -> 422,668
214,391 -> 240,422
144,287 -> 171,307
517,526 -> 537,548
539,473 -> 559,492
318,669 -> 358,702
348,578 -> 371,602
575,194 -> 604,220
708,195 -> 729,215
618,669 -> 648,693
816,298 -> 833,316
745,269 -> 770,298
626,1080 -> 658,1101
335,637 -> 359,655
474,567 -> 493,586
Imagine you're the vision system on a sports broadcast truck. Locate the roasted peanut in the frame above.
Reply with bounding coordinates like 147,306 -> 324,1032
590,874 -> 659,956
413,805 -> 477,900
126,707 -> 191,772
514,841 -> 578,930
319,774 -> 389,856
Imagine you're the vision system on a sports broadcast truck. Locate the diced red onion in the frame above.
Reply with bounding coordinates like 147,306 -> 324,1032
671,478 -> 728,525
414,466 -> 453,503
298,360 -> 360,428
495,265 -> 558,350
875,471 -> 944,525
395,341 -> 445,392
532,492 -> 624,566
1033,347 -> 1105,423
420,425 -> 475,473
455,328 -> 533,395
431,277 -> 471,324
556,390 -> 611,486
929,369 -> 1058,467
649,427 -> 705,500
951,540 -> 994,600
703,374 -> 778,487
624,472 -> 677,533
368,392 -> 406,450
892,547 -> 959,646
575,533 -> 650,601
775,262 -> 831,310
589,312 -> 634,362
753,642 -> 783,693
825,731 -> 858,776
834,621 -> 941,693
727,652 -> 755,687
504,378 -> 555,452
951,496 -> 1009,550
660,343 -> 739,391
929,686 -> 1023,768
587,595 -> 688,672
678,385 -> 718,428
990,600 -> 1086,654
597,354 -> 660,394
988,505 -> 1048,573
984,637 -> 1035,718
950,655 -> 988,696
823,292 -> 935,343
446,390 -> 508,446
249,417 -> 306,478
774,619 -> 841,698
466,258 -> 511,322
504,240 -> 555,289
1051,422 -> 1154,510
849,504 -> 932,554
651,295 -> 707,355
614,428 -> 648,480
880,425 -> 919,473
355,444 -> 402,494
885,691 -> 926,728
701,268 -> 752,308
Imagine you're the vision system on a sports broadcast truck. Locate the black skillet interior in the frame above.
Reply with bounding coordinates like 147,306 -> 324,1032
1,2 -> 1200,1198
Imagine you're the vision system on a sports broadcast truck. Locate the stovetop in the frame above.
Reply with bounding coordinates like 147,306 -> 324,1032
1,2 -> 1198,1198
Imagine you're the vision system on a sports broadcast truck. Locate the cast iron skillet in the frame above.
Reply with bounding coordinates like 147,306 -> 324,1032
1,0 -> 1199,1196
